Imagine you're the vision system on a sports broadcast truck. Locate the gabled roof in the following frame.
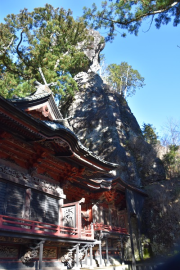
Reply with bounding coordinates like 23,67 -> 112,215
10,83 -> 62,120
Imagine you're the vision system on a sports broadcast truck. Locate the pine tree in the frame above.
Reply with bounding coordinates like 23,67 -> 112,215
83,0 -> 180,41
106,62 -> 145,98
141,123 -> 158,145
0,4 -> 92,100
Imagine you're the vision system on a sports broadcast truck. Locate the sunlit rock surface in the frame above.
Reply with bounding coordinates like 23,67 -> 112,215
68,73 -> 165,186
66,30 -> 165,187
77,29 -> 105,73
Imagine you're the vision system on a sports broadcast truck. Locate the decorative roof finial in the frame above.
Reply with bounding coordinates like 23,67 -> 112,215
39,67 -> 47,85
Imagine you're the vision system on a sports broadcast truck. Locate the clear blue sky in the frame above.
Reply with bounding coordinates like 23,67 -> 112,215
1,0 -> 179,138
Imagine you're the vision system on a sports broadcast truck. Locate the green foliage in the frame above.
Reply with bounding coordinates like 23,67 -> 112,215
106,62 -> 145,98
83,0 -> 180,41
141,123 -> 158,145
163,145 -> 180,178
0,4 -> 91,99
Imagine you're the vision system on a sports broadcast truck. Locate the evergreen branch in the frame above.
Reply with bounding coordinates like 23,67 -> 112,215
1,53 -> 30,79
97,1 -> 178,26
0,5 -> 91,100
16,27 -> 33,69
2,29 -> 30,79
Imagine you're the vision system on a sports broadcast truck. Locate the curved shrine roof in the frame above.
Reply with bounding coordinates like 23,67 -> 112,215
0,89 -> 147,196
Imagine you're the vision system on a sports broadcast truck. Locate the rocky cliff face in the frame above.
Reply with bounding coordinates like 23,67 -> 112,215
62,30 -> 165,187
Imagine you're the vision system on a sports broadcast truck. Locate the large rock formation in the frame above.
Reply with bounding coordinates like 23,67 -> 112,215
63,30 -> 165,187
77,29 -> 105,73
60,29 -> 180,259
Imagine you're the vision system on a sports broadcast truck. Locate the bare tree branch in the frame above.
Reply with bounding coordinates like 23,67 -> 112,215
0,36 -> 14,55
54,51 -> 69,70
143,15 -> 155,33
16,27 -> 34,69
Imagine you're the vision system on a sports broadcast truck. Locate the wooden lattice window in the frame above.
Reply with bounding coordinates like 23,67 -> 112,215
30,190 -> 59,224
0,179 -> 59,225
0,179 -> 25,218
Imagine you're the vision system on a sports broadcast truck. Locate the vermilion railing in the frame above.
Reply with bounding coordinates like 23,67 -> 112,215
93,223 -> 128,234
0,214 -> 94,240
81,224 -> 94,239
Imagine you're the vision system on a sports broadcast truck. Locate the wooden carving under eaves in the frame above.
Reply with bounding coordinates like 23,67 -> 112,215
0,165 -> 65,198
0,132 -> 82,183
63,184 -> 125,206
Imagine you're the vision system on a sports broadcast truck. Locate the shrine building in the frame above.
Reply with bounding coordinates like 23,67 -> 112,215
0,84 -> 146,270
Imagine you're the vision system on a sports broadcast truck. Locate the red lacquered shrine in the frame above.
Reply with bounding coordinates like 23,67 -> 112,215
0,84 -> 146,270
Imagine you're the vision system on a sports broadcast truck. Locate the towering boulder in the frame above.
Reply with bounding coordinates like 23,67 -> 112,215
63,30 -> 165,187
